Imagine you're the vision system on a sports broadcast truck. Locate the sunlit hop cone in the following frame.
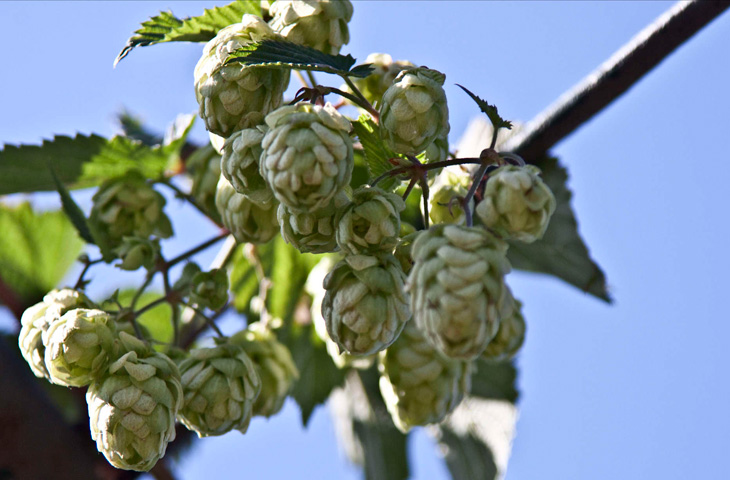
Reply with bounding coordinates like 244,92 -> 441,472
407,225 -> 511,359
177,341 -> 262,437
378,321 -> 471,432
482,287 -> 526,362
346,53 -> 415,107
86,332 -> 183,472
44,308 -> 116,387
187,143 -> 223,222
194,14 -> 290,137
230,323 -> 299,417
420,131 -> 449,165
260,103 -> 353,212
380,67 -> 450,155
221,126 -> 274,206
269,0 -> 353,55
89,171 -> 173,257
336,186 -> 405,255
114,237 -> 160,271
428,169 -> 472,226
189,268 -> 229,310
215,176 -> 279,244
278,191 -> 349,253
476,164 -> 556,243
18,288 -> 94,379
322,254 -> 411,356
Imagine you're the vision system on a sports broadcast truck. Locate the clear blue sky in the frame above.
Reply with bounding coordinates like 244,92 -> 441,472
2,2 -> 730,479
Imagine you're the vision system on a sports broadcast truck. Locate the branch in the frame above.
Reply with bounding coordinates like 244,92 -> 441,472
503,0 -> 730,160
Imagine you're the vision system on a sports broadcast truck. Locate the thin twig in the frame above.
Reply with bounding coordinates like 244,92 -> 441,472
295,70 -> 310,88
370,157 -> 483,187
73,257 -> 103,290
342,75 -> 380,121
166,232 -> 230,268
182,301 -> 224,337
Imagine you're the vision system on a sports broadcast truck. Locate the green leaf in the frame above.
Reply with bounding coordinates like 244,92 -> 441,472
48,166 -> 95,245
117,111 -> 163,147
506,156 -> 611,302
0,203 -> 84,305
225,39 -> 372,78
352,115 -> 400,191
115,1 -> 261,65
456,84 -> 512,131
469,359 -> 519,403
435,425 -> 499,480
267,238 -> 319,322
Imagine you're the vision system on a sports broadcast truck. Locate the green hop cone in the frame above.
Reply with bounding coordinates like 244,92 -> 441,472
269,0 -> 353,55
177,341 -> 261,437
260,103 -> 353,212
187,143 -> 223,223
114,237 -> 160,271
194,14 -> 290,136
476,164 -> 556,243
89,171 -> 173,258
190,268 -> 229,310
173,262 -> 203,296
215,175 -> 279,244
428,169 -> 473,226
336,185 -> 405,255
322,254 -> 411,356
44,308 -> 116,387
18,288 -> 94,379
393,230 -> 418,275
407,225 -> 511,360
221,126 -> 274,206
380,67 -> 450,155
278,191 -> 349,253
230,323 -> 299,417
87,332 -> 183,472
419,131 -> 449,165
378,321 -> 471,432
482,287 -> 526,362
345,53 -> 415,107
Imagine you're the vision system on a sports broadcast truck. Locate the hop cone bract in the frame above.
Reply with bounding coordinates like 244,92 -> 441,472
322,254 -> 411,356
278,191 -> 349,253
269,0 -> 353,55
87,332 -> 182,472
407,225 -> 511,359
336,186 -> 405,255
428,169 -> 472,226
187,143 -> 223,222
221,126 -> 274,206
215,175 -> 279,244
482,287 -> 526,362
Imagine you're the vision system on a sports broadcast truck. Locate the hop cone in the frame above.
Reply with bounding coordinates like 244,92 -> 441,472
322,254 -> 411,356
476,165 -> 556,243
44,308 -> 116,387
379,321 -> 471,432
215,175 -> 279,244
114,237 -> 160,271
278,191 -> 349,253
336,186 -> 405,255
189,268 -> 229,310
194,14 -> 290,136
187,143 -> 223,222
346,53 -> 414,107
221,126 -> 273,206
380,67 -> 450,155
89,171 -> 172,256
407,225 -> 511,359
482,287 -> 526,362
260,103 -> 353,212
18,289 -> 93,379
87,332 -> 183,472
230,323 -> 299,417
177,342 -> 261,437
428,169 -> 472,226
420,131 -> 449,165
269,0 -> 353,55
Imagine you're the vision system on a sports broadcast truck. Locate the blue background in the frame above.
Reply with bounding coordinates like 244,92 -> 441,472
1,2 -> 729,479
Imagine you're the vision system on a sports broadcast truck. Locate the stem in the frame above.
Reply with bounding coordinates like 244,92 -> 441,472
402,176 -> 418,200
294,70 -> 310,88
133,296 -> 168,318
420,175 -> 430,229
131,271 -> 155,310
306,70 -> 318,88
73,257 -> 103,290
183,302 -> 224,337
172,302 -> 181,345
166,232 -> 230,268
370,158 -> 483,187
342,75 -> 380,121
328,87 -> 380,118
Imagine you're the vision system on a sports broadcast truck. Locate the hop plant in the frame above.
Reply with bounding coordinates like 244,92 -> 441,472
378,321 -> 471,432
322,254 -> 411,356
44,308 -> 116,387
407,225 -> 511,359
187,143 -> 223,223
260,103 -> 354,212
89,171 -> 172,256
336,185 -> 405,255
177,341 -> 262,437
215,175 -> 280,244
230,323 -> 299,417
420,131 -> 449,165
380,67 -> 450,155
428,169 -> 473,226
221,126 -> 274,206
114,237 -> 160,271
18,289 -> 94,379
482,287 -> 526,362
278,191 -> 349,254
194,14 -> 290,136
476,164 -> 556,243
86,332 -> 183,472
346,53 -> 415,107
189,268 -> 229,310
269,0 -> 353,55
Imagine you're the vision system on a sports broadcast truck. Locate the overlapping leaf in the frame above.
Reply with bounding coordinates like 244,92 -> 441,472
352,115 -> 400,191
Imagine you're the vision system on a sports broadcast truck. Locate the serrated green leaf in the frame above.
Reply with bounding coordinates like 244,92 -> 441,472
352,115 -> 400,191
0,203 -> 84,305
506,156 -> 611,302
225,39 -> 372,78
457,84 -> 512,132
115,1 -> 261,65
48,166 -> 95,245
